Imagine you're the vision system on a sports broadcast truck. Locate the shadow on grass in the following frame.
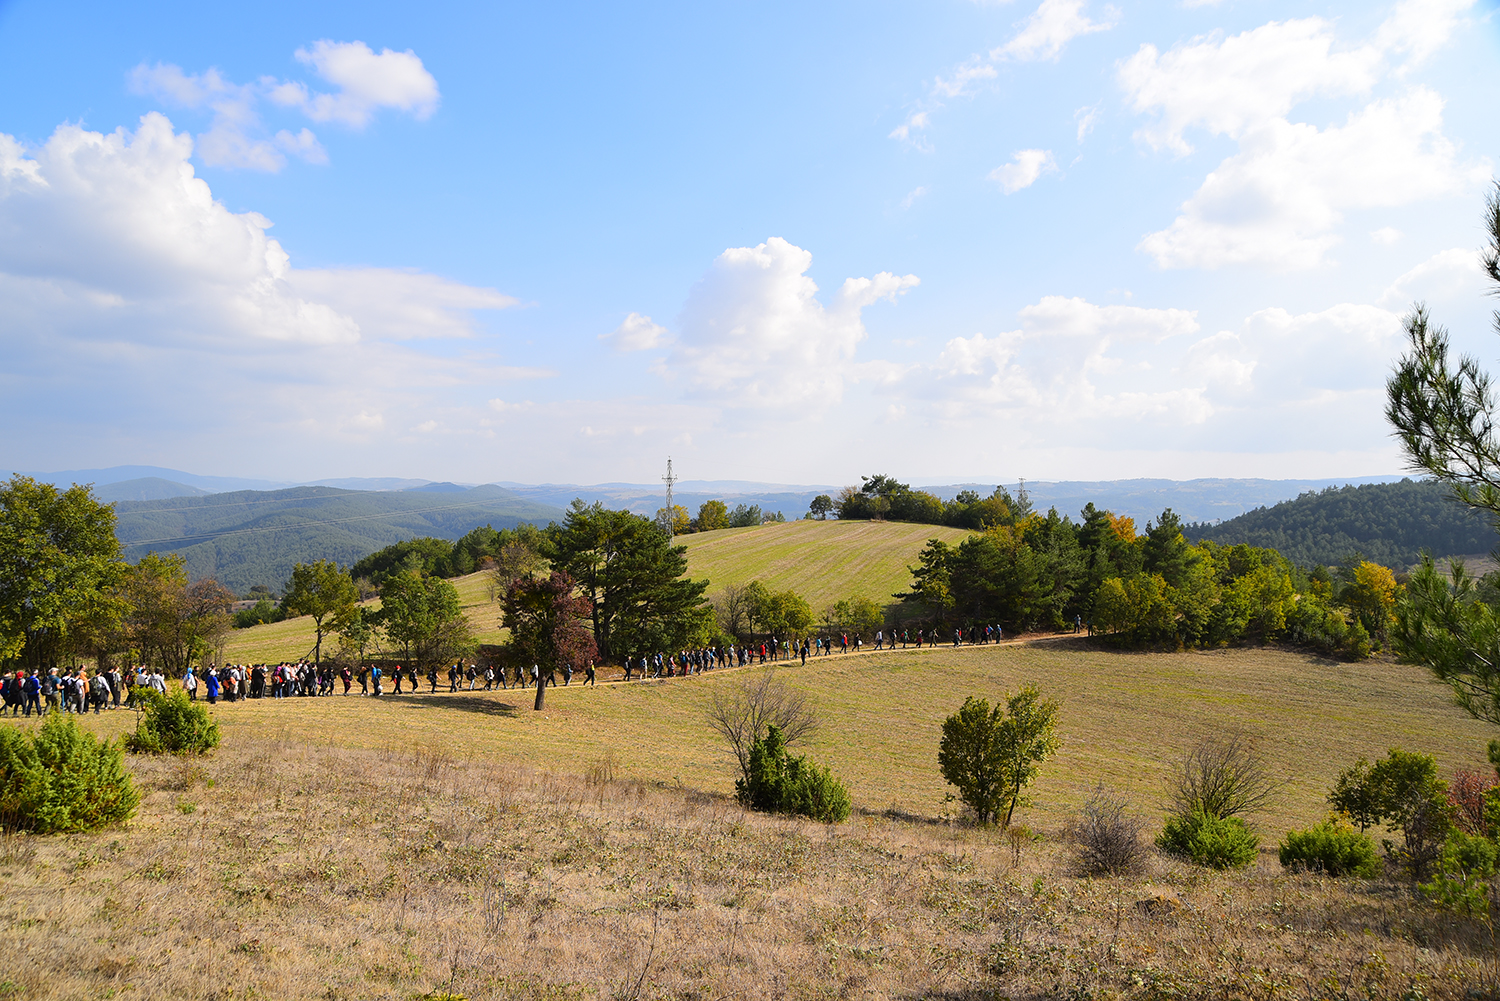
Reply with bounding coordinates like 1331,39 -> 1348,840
379,694 -> 522,717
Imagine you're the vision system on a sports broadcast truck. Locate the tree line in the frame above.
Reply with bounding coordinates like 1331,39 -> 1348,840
1185,478 -> 1495,569
901,505 -> 1397,659
0,470 -> 1411,680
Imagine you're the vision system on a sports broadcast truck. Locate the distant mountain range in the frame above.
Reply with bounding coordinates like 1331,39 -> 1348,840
13,465 -> 1412,526
111,484 -> 564,595
8,464 -> 1450,590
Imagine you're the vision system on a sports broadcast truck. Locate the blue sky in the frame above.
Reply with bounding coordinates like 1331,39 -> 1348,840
0,0 -> 1496,485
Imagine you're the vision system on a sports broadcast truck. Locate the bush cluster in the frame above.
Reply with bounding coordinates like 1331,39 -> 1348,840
125,688 -> 221,755
1156,810 -> 1259,869
0,715 -> 139,833
736,725 -> 850,823
1070,786 -> 1145,875
1278,817 -> 1381,877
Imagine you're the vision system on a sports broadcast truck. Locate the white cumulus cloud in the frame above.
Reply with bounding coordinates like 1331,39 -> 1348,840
1139,89 -> 1485,269
0,115 -> 535,461
1123,2 -> 1487,271
662,237 -> 918,408
989,149 -> 1057,194
602,312 -> 669,351
998,0 -> 1117,62
284,40 -> 441,128
1119,18 -> 1382,155
129,40 -> 438,172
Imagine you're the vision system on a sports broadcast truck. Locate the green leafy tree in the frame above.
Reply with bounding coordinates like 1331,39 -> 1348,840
824,596 -> 884,638
120,555 -> 233,674
1329,749 -> 1453,880
937,686 -> 1060,826
281,559 -> 360,666
547,501 -> 710,659
746,583 -> 814,642
655,504 -> 691,536
696,499 -> 731,531
808,495 -> 833,520
335,606 -> 377,667
350,536 -> 456,583
0,476 -> 126,667
377,570 -> 475,675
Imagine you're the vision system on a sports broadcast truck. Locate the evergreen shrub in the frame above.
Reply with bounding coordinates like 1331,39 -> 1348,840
125,688 -> 221,755
0,714 -> 139,833
1279,817 -> 1381,877
736,724 -> 851,823
1157,809 -> 1259,869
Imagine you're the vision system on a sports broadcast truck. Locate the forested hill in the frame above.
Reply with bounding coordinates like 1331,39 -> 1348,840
1185,479 -> 1496,568
114,485 -> 563,594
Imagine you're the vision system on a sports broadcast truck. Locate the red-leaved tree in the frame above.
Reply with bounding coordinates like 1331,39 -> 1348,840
1448,767 -> 1497,836
501,571 -> 597,707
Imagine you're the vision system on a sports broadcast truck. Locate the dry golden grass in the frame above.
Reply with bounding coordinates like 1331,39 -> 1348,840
52,641 -> 1498,836
222,571 -> 507,665
3,726 -> 1497,1001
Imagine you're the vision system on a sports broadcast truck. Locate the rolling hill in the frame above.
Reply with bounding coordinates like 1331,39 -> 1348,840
116,484 -> 564,594
1186,478 -> 1497,568
223,519 -> 970,663
679,519 -> 971,611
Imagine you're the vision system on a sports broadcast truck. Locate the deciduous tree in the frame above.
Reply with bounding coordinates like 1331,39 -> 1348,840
0,476 -> 125,667
502,570 -> 596,708
938,686 -> 1060,826
696,499 -> 731,531
377,570 -> 474,675
281,559 -> 359,666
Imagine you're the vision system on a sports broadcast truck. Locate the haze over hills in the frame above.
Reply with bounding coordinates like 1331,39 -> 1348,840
16,465 -> 1412,526
113,484 -> 564,594
14,464 -> 1458,591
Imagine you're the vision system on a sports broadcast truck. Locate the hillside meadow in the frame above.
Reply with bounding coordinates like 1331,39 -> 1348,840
60,640 -> 1495,834
5,641 -> 1500,1000
220,519 -> 972,664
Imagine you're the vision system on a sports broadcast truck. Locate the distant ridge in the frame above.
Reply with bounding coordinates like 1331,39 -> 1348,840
114,484 -> 564,594
10,465 -> 1414,525
94,477 -> 209,503
1186,479 -> 1497,568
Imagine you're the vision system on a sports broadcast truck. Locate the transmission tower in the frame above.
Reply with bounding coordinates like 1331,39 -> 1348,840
662,457 -> 678,541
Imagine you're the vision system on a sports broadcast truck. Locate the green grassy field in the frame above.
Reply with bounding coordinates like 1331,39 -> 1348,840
680,518 -> 971,610
221,519 -> 967,664
77,640 -> 1494,836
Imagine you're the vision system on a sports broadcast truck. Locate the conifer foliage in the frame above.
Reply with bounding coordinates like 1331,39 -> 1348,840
0,715 -> 139,834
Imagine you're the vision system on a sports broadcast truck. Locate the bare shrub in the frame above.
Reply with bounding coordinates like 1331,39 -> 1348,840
1169,730 -> 1280,820
705,669 -> 818,782
1069,785 -> 1145,875
587,751 -> 617,786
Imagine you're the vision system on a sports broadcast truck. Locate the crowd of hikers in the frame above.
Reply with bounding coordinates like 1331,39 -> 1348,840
0,619 -> 1039,715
